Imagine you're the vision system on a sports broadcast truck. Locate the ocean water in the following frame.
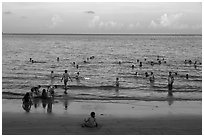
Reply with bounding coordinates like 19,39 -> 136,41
2,34 -> 202,101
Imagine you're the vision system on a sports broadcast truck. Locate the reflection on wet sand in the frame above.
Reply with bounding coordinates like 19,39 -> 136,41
22,97 -> 72,113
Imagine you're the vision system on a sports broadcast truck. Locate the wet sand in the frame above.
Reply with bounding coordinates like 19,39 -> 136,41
2,99 -> 202,135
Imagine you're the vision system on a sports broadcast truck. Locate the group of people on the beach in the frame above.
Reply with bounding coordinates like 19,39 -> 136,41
22,54 -> 201,128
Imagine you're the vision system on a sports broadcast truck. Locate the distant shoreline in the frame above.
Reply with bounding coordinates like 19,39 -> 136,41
2,33 -> 202,36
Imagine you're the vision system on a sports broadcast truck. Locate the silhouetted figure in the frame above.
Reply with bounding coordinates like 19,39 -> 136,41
184,60 -> 187,64
137,59 -> 139,62
186,74 -> 189,79
135,72 -> 138,76
151,61 -> 154,66
50,71 -> 55,86
131,65 -> 135,69
168,72 -> 174,96
119,61 -> 121,65
61,70 -> 72,93
41,89 -> 47,99
164,61 -> 166,64
115,77 -> 119,87
22,92 -> 32,112
29,58 -> 32,62
22,92 -> 31,103
139,62 -> 142,67
57,57 -> 59,62
158,60 -> 161,65
194,64 -> 197,69
149,72 -> 155,83
81,112 -> 98,128
76,65 -> 79,69
175,72 -> 178,76
31,85 -> 41,97
145,72 -> 149,77
47,85 -> 55,97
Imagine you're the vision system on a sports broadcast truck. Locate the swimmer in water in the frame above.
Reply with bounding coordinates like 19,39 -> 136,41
186,74 -> 189,79
145,72 -> 149,77
139,62 -> 142,67
131,65 -> 135,69
76,72 -> 80,80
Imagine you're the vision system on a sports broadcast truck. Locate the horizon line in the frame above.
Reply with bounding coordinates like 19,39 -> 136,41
2,32 -> 202,36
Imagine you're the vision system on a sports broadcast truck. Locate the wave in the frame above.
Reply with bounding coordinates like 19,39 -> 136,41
2,91 -> 201,101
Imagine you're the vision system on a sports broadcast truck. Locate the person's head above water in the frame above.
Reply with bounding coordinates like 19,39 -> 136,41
91,112 -> 95,118
65,70 -> 67,73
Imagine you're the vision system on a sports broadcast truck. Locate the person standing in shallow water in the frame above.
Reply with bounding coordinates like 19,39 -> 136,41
61,70 -> 72,94
149,72 -> 155,83
50,71 -> 55,86
115,77 -> 119,88
168,72 -> 174,96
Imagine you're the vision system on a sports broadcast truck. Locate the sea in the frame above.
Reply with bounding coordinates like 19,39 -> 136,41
2,34 -> 202,103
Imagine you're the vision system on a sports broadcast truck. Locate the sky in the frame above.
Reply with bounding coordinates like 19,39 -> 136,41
2,2 -> 202,34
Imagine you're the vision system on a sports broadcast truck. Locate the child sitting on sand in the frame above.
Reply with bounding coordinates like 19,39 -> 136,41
81,112 -> 98,128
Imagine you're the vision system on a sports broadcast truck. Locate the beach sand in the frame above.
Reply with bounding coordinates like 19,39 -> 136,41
2,99 -> 202,135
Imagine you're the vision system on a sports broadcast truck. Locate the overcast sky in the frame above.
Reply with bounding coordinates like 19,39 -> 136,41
2,2 -> 202,34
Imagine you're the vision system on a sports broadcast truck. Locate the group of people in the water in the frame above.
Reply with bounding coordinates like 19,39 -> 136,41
23,55 -> 201,104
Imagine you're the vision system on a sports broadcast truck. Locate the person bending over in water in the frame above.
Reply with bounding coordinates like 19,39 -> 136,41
22,92 -> 32,103
168,72 -> 174,96
81,112 -> 98,128
61,70 -> 72,93
31,85 -> 41,97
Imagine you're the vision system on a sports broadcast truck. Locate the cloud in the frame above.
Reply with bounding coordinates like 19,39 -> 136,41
85,11 -> 95,14
128,22 -> 141,29
88,16 -> 100,28
149,13 -> 186,29
88,15 -> 123,29
3,11 -> 12,15
49,14 -> 63,28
